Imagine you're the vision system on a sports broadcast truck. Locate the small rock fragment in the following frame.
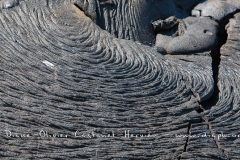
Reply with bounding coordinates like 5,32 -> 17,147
42,60 -> 55,68
152,16 -> 179,32
0,0 -> 19,9
192,0 -> 238,21
155,17 -> 218,54
191,9 -> 201,17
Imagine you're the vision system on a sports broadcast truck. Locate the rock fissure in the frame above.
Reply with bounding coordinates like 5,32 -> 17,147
200,10 -> 240,110
1,0 -> 240,159
201,114 -> 229,159
178,10 -> 240,159
178,122 -> 192,160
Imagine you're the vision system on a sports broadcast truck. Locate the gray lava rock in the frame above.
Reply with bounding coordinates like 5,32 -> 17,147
0,0 -> 19,9
152,16 -> 179,32
192,0 -> 238,21
1,0 -> 240,159
156,17 -> 218,54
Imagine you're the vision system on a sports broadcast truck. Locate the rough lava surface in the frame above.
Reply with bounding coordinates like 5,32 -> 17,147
0,0 -> 239,159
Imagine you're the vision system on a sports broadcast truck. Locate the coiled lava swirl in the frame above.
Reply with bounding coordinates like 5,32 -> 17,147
0,0 -> 239,159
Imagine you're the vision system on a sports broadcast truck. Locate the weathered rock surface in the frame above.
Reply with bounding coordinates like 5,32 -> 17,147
203,13 -> 240,160
179,2 -> 240,160
155,16 -> 218,54
0,0 -> 239,159
0,0 -> 19,9
192,0 -> 240,21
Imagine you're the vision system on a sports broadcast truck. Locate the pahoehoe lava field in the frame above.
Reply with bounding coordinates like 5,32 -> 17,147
0,0 -> 240,159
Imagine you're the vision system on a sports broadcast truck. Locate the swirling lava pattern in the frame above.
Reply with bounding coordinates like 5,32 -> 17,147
0,0 -> 219,159
207,13 -> 240,160
180,13 -> 240,160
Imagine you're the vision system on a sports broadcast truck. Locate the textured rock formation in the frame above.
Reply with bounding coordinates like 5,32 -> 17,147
192,0 -> 240,21
0,0 -> 239,159
154,16 -> 218,54
180,12 -> 240,160
0,0 -> 19,9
